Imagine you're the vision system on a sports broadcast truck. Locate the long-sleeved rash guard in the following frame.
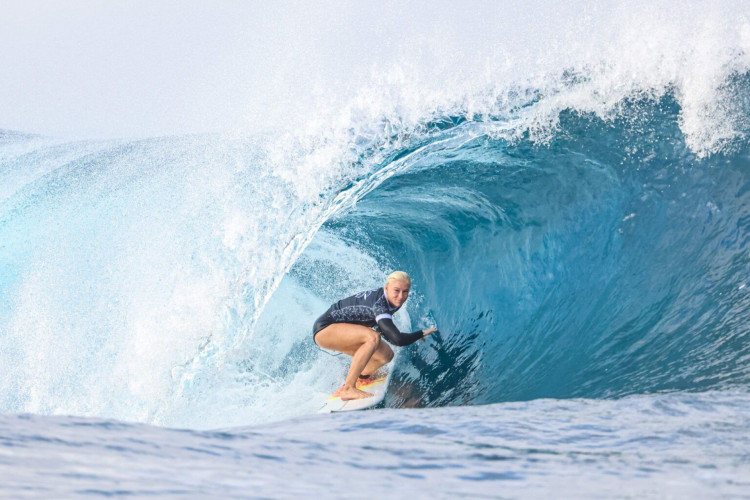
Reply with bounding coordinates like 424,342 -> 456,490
312,287 -> 424,347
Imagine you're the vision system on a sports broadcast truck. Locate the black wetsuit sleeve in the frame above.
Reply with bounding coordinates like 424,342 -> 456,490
377,317 -> 424,347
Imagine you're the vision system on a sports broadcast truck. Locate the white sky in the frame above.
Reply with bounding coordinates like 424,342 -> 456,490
0,1 -> 522,139
1,1 -> 744,140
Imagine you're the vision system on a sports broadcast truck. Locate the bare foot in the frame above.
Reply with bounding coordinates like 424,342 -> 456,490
334,385 -> 373,401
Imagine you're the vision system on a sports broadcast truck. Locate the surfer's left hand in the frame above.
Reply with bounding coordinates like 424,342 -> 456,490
420,327 -> 438,341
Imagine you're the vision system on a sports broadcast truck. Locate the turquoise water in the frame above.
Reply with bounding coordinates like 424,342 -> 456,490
2,4 -> 750,495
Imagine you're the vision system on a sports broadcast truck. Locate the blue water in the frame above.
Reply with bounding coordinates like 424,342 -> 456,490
3,8 -> 750,496
1,392 -> 749,497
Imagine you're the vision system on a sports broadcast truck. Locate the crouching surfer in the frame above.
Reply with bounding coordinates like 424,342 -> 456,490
312,271 -> 437,400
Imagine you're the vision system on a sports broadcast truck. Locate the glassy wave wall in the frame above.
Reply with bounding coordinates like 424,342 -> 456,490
2,52 -> 750,430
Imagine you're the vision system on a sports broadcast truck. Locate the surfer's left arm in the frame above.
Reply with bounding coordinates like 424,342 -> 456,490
376,317 -> 437,346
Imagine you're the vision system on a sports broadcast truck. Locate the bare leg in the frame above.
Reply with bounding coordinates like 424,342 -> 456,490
315,323 -> 383,400
361,341 -> 394,377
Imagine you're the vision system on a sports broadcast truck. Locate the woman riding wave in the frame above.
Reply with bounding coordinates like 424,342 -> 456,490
312,271 -> 437,400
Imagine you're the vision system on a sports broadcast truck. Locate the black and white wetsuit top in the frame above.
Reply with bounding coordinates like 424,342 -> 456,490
312,287 -> 424,347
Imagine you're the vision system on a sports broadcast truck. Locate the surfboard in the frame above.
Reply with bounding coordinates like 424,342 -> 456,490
317,370 -> 390,413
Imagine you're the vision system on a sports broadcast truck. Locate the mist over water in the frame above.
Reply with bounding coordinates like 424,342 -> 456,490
1,2 -> 750,432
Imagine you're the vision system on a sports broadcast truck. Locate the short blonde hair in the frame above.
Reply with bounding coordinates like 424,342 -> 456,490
385,271 -> 411,288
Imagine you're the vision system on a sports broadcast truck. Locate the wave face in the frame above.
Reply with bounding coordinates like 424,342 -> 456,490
2,5 -> 750,428
319,94 -> 750,409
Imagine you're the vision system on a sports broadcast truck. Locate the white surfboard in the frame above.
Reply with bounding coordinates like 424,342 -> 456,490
317,370 -> 390,413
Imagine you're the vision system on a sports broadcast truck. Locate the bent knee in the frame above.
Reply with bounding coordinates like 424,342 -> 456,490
363,329 -> 381,346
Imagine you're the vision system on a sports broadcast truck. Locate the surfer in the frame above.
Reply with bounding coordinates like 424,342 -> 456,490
312,271 -> 437,401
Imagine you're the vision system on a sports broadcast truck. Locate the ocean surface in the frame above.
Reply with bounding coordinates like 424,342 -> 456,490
3,3 -> 750,497
1,391 -> 749,498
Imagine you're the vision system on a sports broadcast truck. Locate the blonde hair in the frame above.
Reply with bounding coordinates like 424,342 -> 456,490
385,271 -> 411,288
